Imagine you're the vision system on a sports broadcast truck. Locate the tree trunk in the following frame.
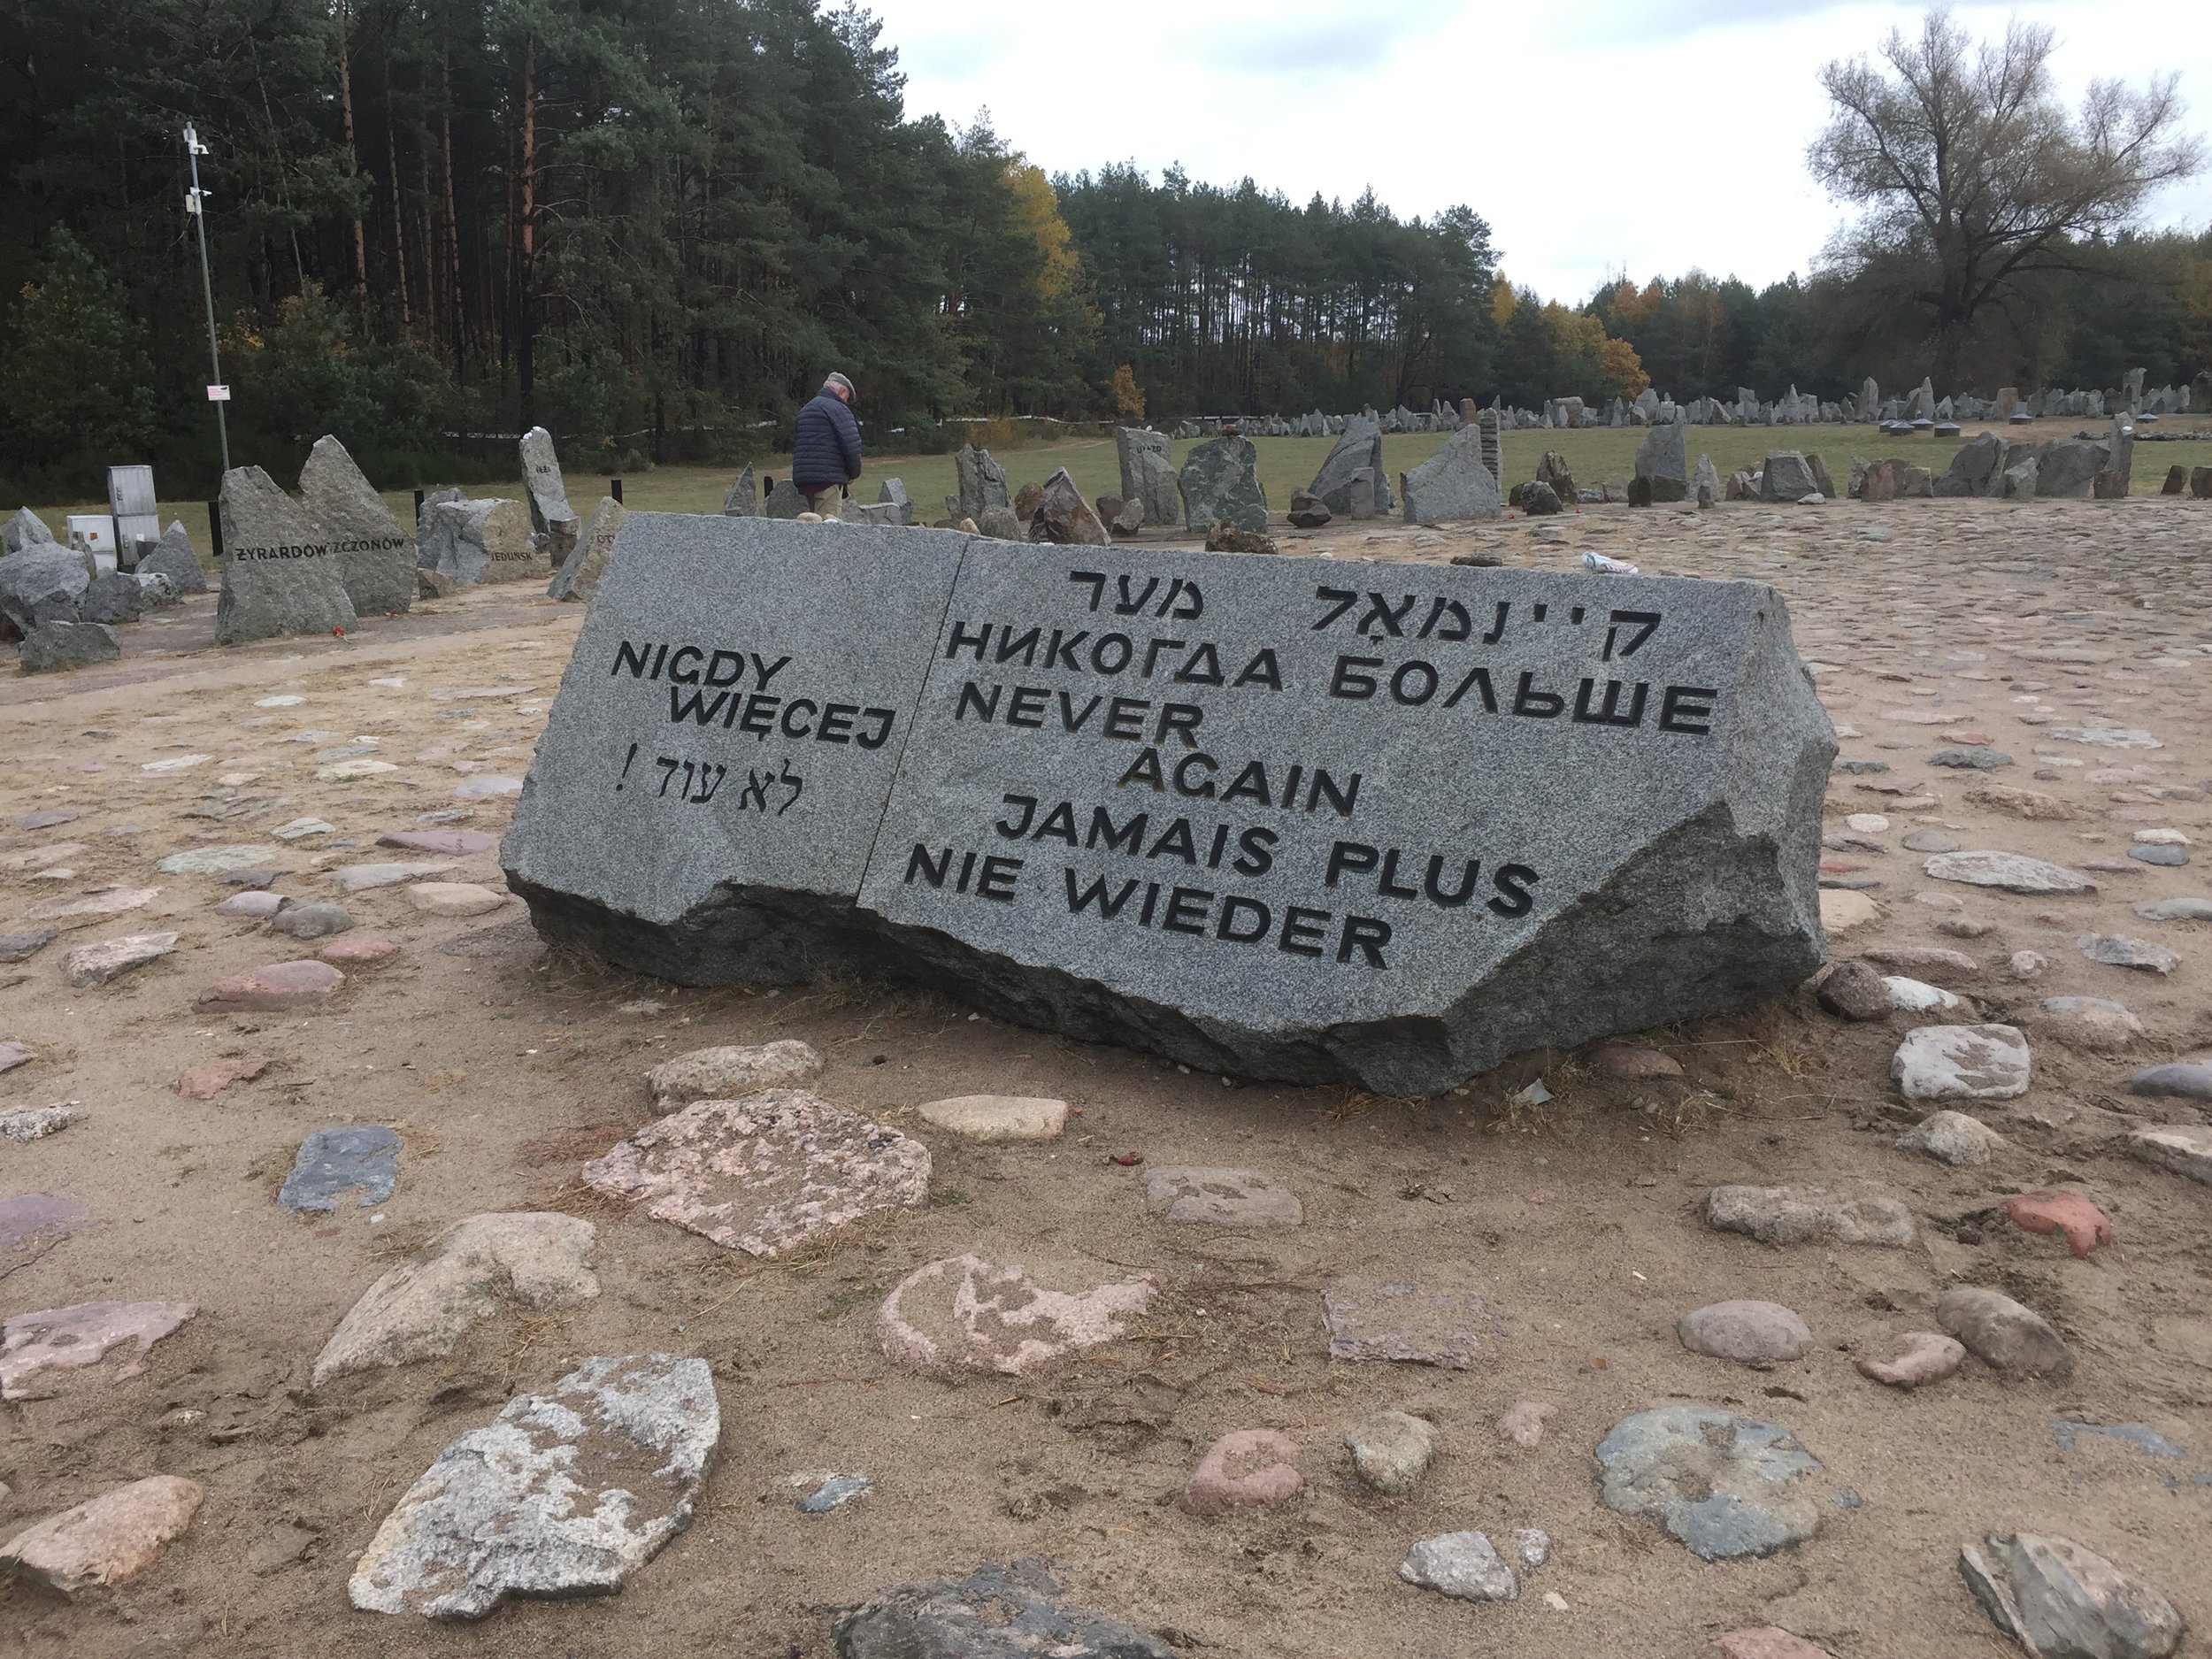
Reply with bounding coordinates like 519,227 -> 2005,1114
335,0 -> 367,303
385,89 -> 411,330
441,41 -> 464,384
516,34 -> 537,429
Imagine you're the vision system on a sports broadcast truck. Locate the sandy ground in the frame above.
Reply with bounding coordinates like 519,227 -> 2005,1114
3,493 -> 2209,1659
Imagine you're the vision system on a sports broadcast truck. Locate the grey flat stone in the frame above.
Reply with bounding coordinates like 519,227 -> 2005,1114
1678,1300 -> 1811,1364
835,1559 -> 1173,1659
0,1476 -> 202,1594
1938,1286 -> 2072,1376
62,931 -> 180,987
0,1104 -> 81,1142
1595,1406 -> 1824,1560
1927,748 -> 2012,770
2129,844 -> 2188,867
645,1041 -> 824,1112
280,1125 -> 401,1213
1960,1533 -> 2184,1659
877,1253 -> 1153,1375
269,901 -> 353,941
0,930 -> 55,963
0,1193 -> 91,1280
1924,850 -> 2096,894
0,1299 -> 196,1400
214,465 -> 358,644
1141,1166 -> 1302,1228
2135,896 -> 2212,922
349,1355 -> 718,1620
333,861 -> 452,892
19,619 -> 119,673
312,1212 -> 598,1386
2128,1064 -> 2212,1102
1704,1184 -> 1914,1247
2126,1125 -> 2212,1185
157,843 -> 282,875
1399,1531 -> 1517,1601
1892,1024 -> 2032,1100
301,437 -> 414,617
795,1473 -> 871,1513
2078,933 -> 2179,974
1902,830 -> 1959,853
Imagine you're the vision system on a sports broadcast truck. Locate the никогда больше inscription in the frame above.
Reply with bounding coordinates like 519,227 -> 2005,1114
503,516 -> 1834,1093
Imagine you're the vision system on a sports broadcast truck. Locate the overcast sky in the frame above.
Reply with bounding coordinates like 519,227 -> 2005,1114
862,0 -> 2212,303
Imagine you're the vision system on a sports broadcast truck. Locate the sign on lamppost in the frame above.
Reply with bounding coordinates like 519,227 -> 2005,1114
184,123 -> 229,472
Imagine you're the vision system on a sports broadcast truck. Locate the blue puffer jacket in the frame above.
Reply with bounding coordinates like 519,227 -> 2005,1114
791,390 -> 863,490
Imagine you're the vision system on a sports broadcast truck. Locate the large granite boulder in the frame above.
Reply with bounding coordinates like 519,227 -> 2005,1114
1179,435 -> 1268,533
77,571 -> 142,625
213,465 -> 359,644
2033,440 -> 2101,498
547,497 -> 626,602
1934,432 -> 2008,498
422,498 -> 541,586
954,446 -> 1011,522
1402,427 -> 1504,523
1757,452 -> 1819,503
1115,426 -> 1180,526
3,507 -> 55,555
136,522 -> 208,595
2094,419 -> 2134,498
0,541 -> 89,635
1308,413 -> 1395,518
764,477 -> 806,519
301,436 -> 414,617
518,426 -> 580,560
1633,419 -> 1688,503
18,619 -> 119,673
836,1560 -> 1173,1659
505,519 -> 1833,1094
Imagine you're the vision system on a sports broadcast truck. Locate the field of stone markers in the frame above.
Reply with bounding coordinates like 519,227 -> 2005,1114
2,465 -> 2210,1659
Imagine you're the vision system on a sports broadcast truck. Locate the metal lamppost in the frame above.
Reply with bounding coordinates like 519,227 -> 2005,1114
183,122 -> 229,473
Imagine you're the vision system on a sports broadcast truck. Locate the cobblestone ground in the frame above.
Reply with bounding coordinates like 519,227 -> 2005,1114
1,495 -> 2207,1659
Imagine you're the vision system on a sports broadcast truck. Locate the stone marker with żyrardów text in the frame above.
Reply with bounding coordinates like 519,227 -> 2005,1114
300,436 -> 414,617
504,519 -> 1833,1094
214,465 -> 359,644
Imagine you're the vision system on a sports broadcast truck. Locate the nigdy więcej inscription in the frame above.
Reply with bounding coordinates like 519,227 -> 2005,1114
503,517 -> 1834,1092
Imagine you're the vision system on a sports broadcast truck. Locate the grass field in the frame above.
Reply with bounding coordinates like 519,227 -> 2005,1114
27,416 -> 2212,561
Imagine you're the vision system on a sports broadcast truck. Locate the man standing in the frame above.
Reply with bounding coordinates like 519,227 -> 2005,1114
792,372 -> 862,514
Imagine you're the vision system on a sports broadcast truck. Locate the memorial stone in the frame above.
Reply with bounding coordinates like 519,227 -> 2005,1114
878,479 -> 915,526
1308,414 -> 1394,518
1179,436 -> 1268,533
4,507 -> 55,555
721,465 -> 759,518
1935,433 -> 2008,498
547,497 -> 626,602
78,571 -> 142,625
425,498 -> 541,586
764,478 -> 807,519
505,522 -> 1834,1094
213,465 -> 358,645
1757,452 -> 1819,503
1115,428 -> 1181,526
1633,419 -> 1689,503
954,446 -> 1011,522
1402,427 -> 1504,524
1028,469 -> 1110,546
2032,440 -> 2100,499
518,426 -> 580,560
0,541 -> 89,635
2093,419 -> 2133,499
300,436 -> 414,617
137,522 -> 207,595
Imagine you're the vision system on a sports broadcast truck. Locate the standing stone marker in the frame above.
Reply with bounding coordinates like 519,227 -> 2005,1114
1115,427 -> 1181,526
137,522 -> 208,595
1179,436 -> 1269,533
518,426 -> 580,561
1402,426 -> 1504,524
764,478 -> 806,519
426,499 -> 542,586
1633,419 -> 1689,503
507,522 -> 1833,1093
503,515 -> 973,982
547,496 -> 626,602
1309,414 -> 1396,518
954,446 -> 1012,522
720,465 -> 759,518
300,436 -> 414,617
214,466 -> 359,645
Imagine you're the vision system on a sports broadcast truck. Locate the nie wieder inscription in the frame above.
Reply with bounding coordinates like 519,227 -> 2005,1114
504,519 -> 1833,1092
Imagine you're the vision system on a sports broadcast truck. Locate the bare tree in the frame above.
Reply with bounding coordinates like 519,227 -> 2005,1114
1809,9 -> 2203,386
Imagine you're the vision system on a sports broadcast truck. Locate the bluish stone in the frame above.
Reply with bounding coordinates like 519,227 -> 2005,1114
280,1125 -> 402,1213
797,1473 -> 872,1513
1595,1405 -> 1825,1560
2128,845 -> 2188,867
1928,749 -> 2014,770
